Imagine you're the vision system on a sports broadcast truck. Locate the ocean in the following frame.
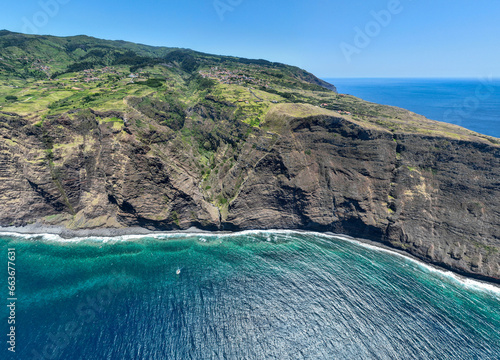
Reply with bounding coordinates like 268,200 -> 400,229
323,78 -> 500,138
1,231 -> 499,359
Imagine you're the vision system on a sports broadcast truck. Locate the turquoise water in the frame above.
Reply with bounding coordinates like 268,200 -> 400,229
1,231 -> 499,359
324,78 -> 500,138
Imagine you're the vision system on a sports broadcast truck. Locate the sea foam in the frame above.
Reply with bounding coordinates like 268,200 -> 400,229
1,229 -> 499,296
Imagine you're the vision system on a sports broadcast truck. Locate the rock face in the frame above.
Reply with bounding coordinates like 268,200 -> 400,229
0,103 -> 499,283
222,110 -> 500,283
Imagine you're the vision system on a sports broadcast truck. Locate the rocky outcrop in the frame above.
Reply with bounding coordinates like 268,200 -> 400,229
0,104 -> 498,283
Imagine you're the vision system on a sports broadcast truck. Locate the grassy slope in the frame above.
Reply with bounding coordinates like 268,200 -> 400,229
0,30 -> 498,148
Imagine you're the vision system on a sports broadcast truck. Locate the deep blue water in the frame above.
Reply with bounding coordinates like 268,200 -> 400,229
1,231 -> 499,360
323,78 -> 500,138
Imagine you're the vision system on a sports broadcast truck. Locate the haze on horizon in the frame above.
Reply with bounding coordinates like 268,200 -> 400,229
1,0 -> 499,79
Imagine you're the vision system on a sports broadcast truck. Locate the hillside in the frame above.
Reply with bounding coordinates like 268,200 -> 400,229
0,31 -> 499,283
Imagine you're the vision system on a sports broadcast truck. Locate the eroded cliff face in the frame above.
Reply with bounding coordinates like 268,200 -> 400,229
221,110 -> 500,282
0,104 -> 499,283
0,110 -> 221,231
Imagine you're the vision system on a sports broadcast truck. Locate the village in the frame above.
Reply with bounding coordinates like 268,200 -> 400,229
67,66 -> 124,83
1,57 -> 352,114
199,66 -> 272,88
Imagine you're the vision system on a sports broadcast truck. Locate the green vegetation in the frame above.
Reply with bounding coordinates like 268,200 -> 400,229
140,78 -> 165,88
170,211 -> 180,226
0,30 -> 497,178
471,240 -> 499,256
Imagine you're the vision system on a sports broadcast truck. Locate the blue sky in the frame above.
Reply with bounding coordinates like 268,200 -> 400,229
1,0 -> 499,78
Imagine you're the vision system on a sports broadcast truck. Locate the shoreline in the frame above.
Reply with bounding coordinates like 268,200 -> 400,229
1,223 -> 499,291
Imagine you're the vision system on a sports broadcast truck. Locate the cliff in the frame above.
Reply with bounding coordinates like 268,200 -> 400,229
0,31 -> 498,283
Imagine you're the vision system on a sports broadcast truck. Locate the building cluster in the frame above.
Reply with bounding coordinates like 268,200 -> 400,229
199,67 -> 270,87
27,59 -> 52,77
68,67 -> 122,83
